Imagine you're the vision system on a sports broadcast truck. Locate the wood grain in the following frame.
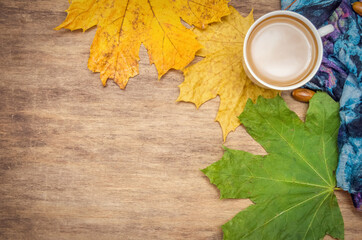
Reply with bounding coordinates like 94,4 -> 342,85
0,0 -> 360,239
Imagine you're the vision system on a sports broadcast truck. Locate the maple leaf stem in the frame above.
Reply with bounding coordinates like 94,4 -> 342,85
284,0 -> 297,10
334,187 -> 343,191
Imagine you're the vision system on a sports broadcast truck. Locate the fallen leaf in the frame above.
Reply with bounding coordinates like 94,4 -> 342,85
202,92 -> 344,239
177,7 -> 279,141
55,0 -> 230,88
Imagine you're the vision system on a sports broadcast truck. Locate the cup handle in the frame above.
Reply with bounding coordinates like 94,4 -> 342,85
317,24 -> 334,37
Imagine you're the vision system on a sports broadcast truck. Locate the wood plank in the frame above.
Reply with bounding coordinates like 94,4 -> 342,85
0,0 -> 360,239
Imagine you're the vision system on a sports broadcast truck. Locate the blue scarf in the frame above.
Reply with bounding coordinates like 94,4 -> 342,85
281,0 -> 362,209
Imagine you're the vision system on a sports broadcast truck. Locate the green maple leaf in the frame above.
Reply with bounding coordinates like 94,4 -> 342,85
202,92 -> 344,240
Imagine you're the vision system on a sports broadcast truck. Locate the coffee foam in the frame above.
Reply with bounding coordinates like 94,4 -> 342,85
246,15 -> 318,87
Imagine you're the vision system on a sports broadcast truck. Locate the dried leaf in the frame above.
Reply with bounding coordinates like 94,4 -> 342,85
177,7 -> 279,141
55,0 -> 230,88
202,92 -> 344,240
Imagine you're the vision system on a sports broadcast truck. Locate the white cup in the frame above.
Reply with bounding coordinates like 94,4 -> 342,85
243,10 -> 333,91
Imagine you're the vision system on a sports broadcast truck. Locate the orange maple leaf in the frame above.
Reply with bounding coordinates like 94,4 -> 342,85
55,0 -> 230,89
177,7 -> 279,141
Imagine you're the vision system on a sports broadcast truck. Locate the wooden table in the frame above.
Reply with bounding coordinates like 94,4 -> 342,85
0,0 -> 361,239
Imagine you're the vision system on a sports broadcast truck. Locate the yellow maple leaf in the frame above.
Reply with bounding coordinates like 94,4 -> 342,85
177,7 -> 279,141
55,0 -> 230,89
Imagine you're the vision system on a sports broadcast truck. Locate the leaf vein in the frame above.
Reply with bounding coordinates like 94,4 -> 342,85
241,190 -> 330,239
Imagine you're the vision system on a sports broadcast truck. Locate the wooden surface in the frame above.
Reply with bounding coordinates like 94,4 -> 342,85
0,0 -> 361,239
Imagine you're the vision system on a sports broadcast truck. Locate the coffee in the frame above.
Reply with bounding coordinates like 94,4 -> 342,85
245,15 -> 318,87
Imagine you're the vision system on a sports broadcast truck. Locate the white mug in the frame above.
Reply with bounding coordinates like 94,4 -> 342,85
243,10 -> 334,91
